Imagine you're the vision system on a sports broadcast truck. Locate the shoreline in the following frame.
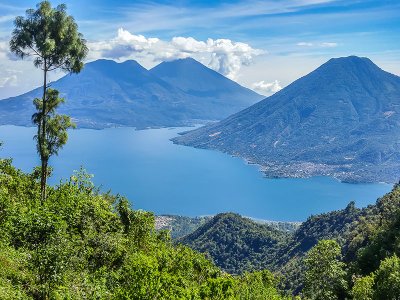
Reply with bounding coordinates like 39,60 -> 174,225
172,139 -> 397,185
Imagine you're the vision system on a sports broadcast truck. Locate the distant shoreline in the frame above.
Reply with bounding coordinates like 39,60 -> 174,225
172,138 -> 397,185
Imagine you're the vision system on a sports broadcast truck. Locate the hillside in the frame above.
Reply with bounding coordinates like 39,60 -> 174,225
275,201 -> 362,292
178,206 -> 361,278
179,186 -> 400,294
173,56 -> 400,183
0,58 -> 262,129
180,213 -> 290,274
0,159 -> 288,299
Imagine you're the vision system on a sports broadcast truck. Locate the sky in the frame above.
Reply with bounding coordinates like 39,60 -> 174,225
0,0 -> 399,98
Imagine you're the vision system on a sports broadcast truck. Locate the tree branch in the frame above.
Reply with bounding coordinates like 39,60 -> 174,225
27,45 -> 42,58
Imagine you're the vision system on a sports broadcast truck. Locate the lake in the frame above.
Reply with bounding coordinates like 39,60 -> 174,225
0,125 -> 392,221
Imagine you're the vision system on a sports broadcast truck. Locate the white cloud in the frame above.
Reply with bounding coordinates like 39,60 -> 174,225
297,42 -> 313,47
89,28 -> 160,59
0,40 -> 20,61
252,80 -> 282,94
0,74 -> 17,88
88,28 -> 264,80
296,41 -> 338,48
0,15 -> 14,23
171,37 -> 207,53
0,41 -> 8,59
0,68 -> 21,88
320,42 -> 338,48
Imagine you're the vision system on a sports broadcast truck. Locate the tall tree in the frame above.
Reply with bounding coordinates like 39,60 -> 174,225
9,1 -> 88,201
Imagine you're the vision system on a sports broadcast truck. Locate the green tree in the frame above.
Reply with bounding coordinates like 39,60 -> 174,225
303,240 -> 347,300
374,255 -> 400,300
32,89 -> 76,197
9,1 -> 87,201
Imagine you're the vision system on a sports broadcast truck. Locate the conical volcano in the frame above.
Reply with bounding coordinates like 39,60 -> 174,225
173,56 -> 400,183
150,57 -> 262,108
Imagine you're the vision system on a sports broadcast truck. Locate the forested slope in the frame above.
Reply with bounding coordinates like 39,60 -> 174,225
180,185 -> 400,297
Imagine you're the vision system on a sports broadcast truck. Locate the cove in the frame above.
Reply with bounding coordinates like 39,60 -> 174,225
0,125 -> 391,221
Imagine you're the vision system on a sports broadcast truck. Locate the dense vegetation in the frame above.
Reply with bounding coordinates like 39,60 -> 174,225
0,159 -> 290,299
180,186 -> 400,298
180,213 -> 289,274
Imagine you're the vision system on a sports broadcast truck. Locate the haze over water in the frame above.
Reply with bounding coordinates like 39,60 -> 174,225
0,125 -> 391,221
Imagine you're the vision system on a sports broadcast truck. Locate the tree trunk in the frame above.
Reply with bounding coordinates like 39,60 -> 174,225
41,158 -> 47,202
40,62 -> 48,202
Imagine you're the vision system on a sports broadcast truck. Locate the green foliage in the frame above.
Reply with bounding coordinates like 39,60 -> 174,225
234,270 -> 289,300
1,159 -> 400,299
351,275 -> 374,300
373,255 -> 400,299
303,240 -> 347,300
352,186 -> 400,275
0,161 -> 287,299
32,88 -> 76,160
9,1 -> 88,72
352,255 -> 400,300
180,213 -> 289,274
275,201 -> 360,293
0,241 -> 32,299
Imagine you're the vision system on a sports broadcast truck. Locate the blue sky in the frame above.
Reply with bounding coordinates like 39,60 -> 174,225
0,0 -> 399,98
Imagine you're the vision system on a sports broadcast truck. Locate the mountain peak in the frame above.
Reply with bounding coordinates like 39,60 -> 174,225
86,59 -> 147,72
152,57 -> 209,74
173,56 -> 400,183
326,55 -> 376,67
316,55 -> 381,75
150,57 -> 263,104
329,55 -> 370,63
173,57 -> 199,63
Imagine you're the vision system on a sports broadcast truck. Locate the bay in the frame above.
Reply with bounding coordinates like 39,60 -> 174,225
0,125 -> 391,221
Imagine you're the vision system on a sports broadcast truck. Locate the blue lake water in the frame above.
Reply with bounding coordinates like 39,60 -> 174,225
0,125 -> 392,221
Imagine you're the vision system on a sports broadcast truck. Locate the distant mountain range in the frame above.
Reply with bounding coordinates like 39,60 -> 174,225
0,58 -> 263,129
173,56 -> 400,183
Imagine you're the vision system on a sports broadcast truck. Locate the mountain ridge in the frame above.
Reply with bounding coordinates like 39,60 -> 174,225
0,58 -> 263,129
